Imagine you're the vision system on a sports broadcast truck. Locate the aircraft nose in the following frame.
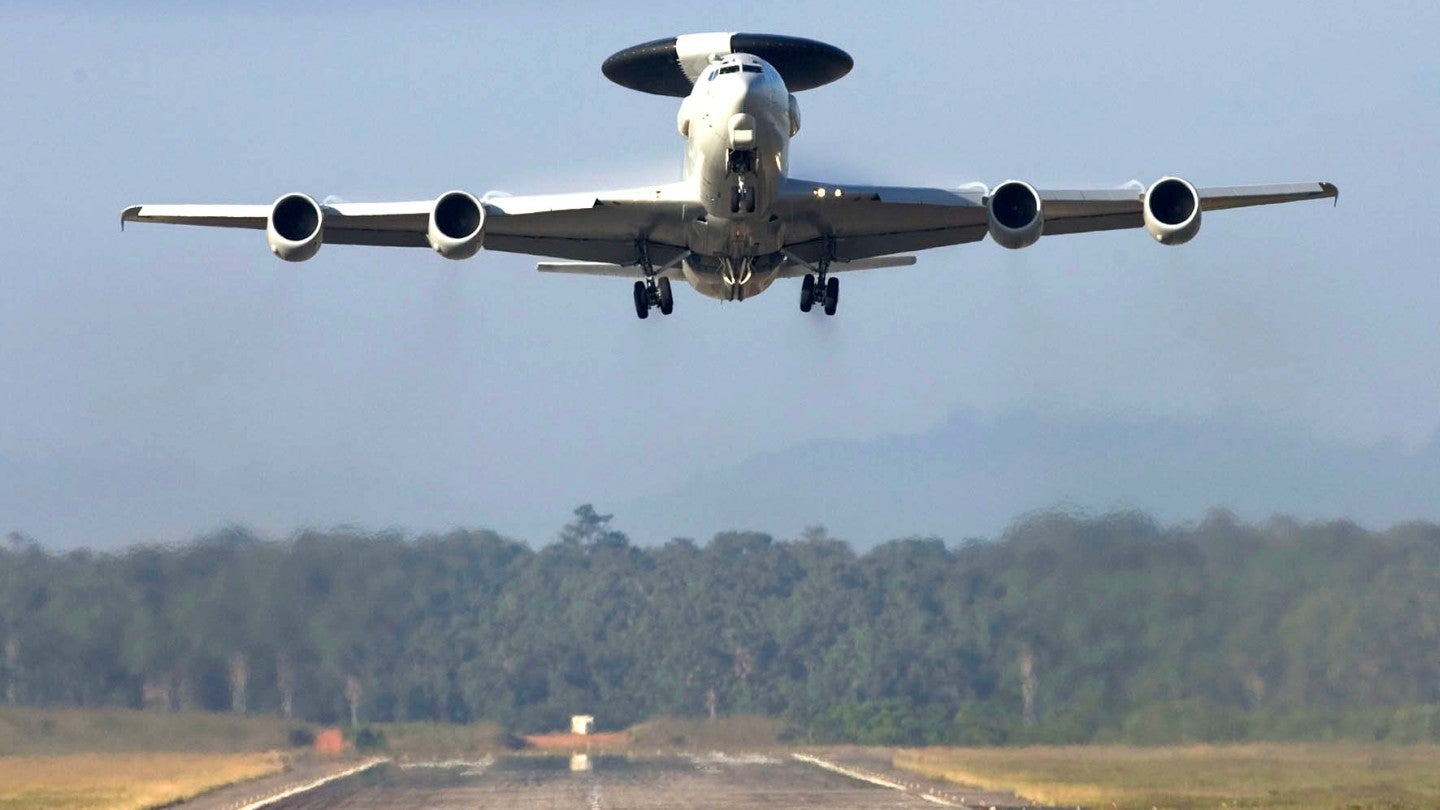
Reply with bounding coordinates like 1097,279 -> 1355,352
720,72 -> 759,89
715,72 -> 763,110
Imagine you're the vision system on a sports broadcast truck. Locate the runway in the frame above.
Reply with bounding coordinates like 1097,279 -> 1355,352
235,753 -> 1043,810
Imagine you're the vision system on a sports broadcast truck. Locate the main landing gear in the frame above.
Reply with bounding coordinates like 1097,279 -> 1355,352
633,276 -> 673,319
799,249 -> 839,316
631,241 -> 674,319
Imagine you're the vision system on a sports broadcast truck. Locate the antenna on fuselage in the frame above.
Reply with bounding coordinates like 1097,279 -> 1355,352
601,32 -> 853,97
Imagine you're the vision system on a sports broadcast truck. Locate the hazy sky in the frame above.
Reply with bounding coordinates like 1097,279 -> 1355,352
2,2 -> 1436,548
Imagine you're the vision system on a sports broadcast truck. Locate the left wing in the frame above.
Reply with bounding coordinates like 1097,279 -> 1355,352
122,183 -> 700,267
776,178 -> 1338,263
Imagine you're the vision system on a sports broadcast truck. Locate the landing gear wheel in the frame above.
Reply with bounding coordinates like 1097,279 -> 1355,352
799,274 -> 815,312
657,277 -> 674,315
823,276 -> 839,316
633,280 -> 649,319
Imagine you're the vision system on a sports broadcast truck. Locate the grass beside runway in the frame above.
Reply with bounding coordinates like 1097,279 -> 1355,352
894,743 -> 1440,809
0,752 -> 285,810
0,706 -> 296,756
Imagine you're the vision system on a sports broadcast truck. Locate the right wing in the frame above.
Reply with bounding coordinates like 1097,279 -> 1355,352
775,178 -> 1338,264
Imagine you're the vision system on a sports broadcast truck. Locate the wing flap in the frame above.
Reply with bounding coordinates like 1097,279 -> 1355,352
537,261 -> 633,277
323,228 -> 428,248
776,254 -> 917,278
537,261 -> 688,279
1043,211 -> 1143,236
777,179 -> 990,262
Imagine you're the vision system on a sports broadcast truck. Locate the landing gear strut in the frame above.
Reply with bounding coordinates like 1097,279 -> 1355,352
632,242 -> 674,319
799,240 -> 840,316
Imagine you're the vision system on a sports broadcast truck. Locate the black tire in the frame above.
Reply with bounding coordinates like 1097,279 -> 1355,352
823,276 -> 839,316
800,274 -> 814,312
633,280 -> 649,319
657,277 -> 674,315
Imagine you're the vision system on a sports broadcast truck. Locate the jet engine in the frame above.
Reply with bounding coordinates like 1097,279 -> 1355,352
987,181 -> 1043,249
1143,177 -> 1202,245
427,190 -> 486,260
266,193 -> 324,262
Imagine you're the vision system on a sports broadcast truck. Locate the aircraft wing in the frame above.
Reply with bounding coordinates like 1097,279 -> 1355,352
776,178 -> 1339,263
121,183 -> 697,267
124,179 -> 1337,269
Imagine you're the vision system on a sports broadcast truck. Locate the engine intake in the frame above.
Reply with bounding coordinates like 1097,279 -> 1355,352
988,180 -> 1043,250
1144,177 -> 1202,245
428,191 -> 486,260
266,193 -> 323,262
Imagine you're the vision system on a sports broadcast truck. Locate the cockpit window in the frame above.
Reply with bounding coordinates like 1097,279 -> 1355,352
742,65 -> 763,73
718,65 -> 740,75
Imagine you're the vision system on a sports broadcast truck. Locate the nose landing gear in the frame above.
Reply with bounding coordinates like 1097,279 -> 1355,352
728,150 -> 758,215
731,177 -> 756,215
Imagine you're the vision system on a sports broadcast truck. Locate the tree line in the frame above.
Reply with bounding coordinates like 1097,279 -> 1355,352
3,507 -> 1439,745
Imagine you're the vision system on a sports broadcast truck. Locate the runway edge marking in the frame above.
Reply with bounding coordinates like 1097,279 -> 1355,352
232,757 -> 389,810
791,753 -> 960,807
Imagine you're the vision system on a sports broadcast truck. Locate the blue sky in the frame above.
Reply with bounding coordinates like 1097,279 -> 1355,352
1,2 -> 1436,547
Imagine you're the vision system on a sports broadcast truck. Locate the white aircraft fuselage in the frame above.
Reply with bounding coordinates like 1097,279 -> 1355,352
677,52 -> 793,301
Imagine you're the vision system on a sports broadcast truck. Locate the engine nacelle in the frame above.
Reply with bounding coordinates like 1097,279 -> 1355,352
427,190 -> 486,260
266,193 -> 323,262
1144,177 -> 1202,245
987,180 -> 1043,250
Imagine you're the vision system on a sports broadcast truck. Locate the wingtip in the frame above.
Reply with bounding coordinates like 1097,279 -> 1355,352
1321,182 -> 1339,206
120,205 -> 141,232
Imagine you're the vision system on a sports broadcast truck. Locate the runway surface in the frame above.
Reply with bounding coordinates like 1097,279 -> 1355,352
244,753 -> 1043,809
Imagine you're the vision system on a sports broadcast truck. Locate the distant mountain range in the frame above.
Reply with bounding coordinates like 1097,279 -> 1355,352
617,409 -> 1440,547
7,409 -> 1438,550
